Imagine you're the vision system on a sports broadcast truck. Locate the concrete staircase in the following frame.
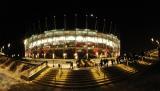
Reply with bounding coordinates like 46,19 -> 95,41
32,65 -> 137,88
32,57 -> 158,88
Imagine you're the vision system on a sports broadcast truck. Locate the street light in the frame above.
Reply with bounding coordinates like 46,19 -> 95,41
90,14 -> 94,17
151,38 -> 160,47
150,38 -> 160,60
8,43 -> 10,48
151,38 -> 154,42
52,53 -> 55,67
74,52 -> 78,59
63,53 -> 67,59
156,40 -> 159,45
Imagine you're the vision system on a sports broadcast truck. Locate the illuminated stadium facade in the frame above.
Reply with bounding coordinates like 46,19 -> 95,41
24,29 -> 120,59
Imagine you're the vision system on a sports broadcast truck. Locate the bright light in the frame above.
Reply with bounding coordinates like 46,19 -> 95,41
116,64 -> 137,73
48,38 -> 52,42
2,46 -> 4,49
151,38 -> 154,42
24,39 -> 27,45
66,36 -> 75,41
86,53 -> 88,57
74,53 -> 78,59
156,40 -> 159,44
44,53 -> 46,58
12,54 -> 15,57
28,36 -> 119,49
63,53 -> 67,58
90,14 -> 94,17
96,52 -> 99,57
8,43 -> 10,48
52,53 -> 55,59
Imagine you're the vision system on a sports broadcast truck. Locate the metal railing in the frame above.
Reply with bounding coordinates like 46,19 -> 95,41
21,61 -> 48,80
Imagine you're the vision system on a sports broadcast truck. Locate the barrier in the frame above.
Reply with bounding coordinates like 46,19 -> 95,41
21,61 -> 48,81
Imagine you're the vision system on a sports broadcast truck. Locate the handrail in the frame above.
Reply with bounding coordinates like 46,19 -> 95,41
21,61 -> 48,80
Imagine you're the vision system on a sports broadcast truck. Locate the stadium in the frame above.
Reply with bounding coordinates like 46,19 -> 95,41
24,29 -> 120,60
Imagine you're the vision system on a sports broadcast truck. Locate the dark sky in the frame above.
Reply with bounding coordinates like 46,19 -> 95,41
1,1 -> 159,56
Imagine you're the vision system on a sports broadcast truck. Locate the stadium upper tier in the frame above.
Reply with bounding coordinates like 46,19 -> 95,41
24,29 -> 120,50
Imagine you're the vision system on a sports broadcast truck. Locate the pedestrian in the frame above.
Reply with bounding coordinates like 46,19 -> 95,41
58,64 -> 61,69
106,59 -> 109,67
100,59 -> 103,67
111,59 -> 114,66
70,62 -> 73,69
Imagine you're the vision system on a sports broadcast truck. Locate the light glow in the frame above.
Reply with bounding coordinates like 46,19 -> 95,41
28,36 -> 118,49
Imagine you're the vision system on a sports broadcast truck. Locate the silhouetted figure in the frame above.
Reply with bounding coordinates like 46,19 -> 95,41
70,62 -> 73,69
100,59 -> 103,67
106,59 -> 109,67
58,64 -> 61,69
111,59 -> 114,66
103,59 -> 106,65
116,56 -> 120,64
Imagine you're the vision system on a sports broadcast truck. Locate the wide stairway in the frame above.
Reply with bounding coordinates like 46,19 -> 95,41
32,64 -> 139,88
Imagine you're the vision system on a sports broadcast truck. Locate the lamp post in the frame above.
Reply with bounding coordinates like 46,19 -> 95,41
52,53 -> 55,67
8,43 -> 10,48
151,38 -> 160,61
7,43 -> 11,57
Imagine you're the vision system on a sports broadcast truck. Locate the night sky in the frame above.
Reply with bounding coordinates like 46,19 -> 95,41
1,1 -> 159,57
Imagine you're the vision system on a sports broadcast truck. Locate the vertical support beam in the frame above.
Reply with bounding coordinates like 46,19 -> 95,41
75,14 -> 78,59
86,14 -> 89,59
63,14 -> 67,59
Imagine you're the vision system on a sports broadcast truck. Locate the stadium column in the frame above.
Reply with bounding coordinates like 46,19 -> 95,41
102,19 -> 106,58
63,14 -> 67,59
95,17 -> 99,58
74,14 -> 78,60
44,53 -> 46,59
86,14 -> 89,60
52,16 -> 56,60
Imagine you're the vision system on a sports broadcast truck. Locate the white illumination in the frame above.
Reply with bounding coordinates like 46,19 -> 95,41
25,30 -> 120,52
37,40 -> 41,45
84,29 -> 88,31
28,36 -> 119,49
48,38 -> 52,42
74,53 -> 78,59
44,53 -> 46,58
86,53 -> 88,57
63,53 -> 67,59
8,43 -> 10,48
156,40 -> 159,44
96,52 -> 99,57
2,46 -> 4,49
151,38 -> 154,42
66,36 -> 75,41
90,14 -> 94,17
24,39 -> 27,45
76,36 -> 84,42
52,53 -> 55,59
